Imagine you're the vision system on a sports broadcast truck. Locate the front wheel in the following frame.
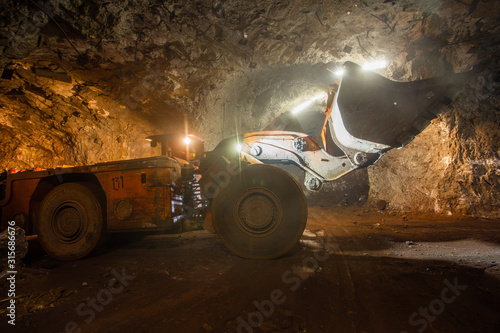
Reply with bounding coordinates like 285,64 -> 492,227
212,164 -> 307,259
37,183 -> 105,260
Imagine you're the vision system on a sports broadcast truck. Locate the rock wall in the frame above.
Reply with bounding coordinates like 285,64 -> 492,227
368,58 -> 500,218
0,59 -> 174,169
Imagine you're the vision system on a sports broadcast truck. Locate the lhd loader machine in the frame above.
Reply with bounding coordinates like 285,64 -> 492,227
0,62 -> 462,260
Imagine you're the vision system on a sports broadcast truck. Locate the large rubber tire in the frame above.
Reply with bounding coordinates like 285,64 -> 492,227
212,164 -> 307,259
37,183 -> 105,260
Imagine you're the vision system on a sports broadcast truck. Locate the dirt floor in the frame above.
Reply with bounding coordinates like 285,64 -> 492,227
1,207 -> 500,333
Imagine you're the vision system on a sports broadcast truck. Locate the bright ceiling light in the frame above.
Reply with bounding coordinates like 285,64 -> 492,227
362,60 -> 387,71
312,92 -> 328,101
291,92 -> 328,114
334,68 -> 345,77
292,100 -> 313,114
184,137 -> 191,145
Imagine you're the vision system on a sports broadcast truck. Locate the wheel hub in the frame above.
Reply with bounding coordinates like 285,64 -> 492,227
54,205 -> 82,239
234,188 -> 283,236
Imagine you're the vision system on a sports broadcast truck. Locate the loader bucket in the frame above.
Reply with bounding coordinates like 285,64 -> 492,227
337,62 -> 464,147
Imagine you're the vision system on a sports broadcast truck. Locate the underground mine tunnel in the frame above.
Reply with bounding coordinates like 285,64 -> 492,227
0,0 -> 499,332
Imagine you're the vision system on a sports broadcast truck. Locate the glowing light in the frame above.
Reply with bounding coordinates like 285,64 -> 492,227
362,60 -> 387,71
145,138 -> 152,142
334,68 -> 345,77
291,92 -> 328,114
235,143 -> 243,152
184,137 -> 191,145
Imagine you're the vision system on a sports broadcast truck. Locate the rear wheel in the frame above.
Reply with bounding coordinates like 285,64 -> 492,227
212,164 -> 307,259
37,183 -> 105,260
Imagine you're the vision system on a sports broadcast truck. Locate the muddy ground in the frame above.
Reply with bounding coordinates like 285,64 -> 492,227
1,207 -> 500,333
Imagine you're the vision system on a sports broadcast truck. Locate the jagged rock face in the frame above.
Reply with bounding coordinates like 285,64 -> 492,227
0,60 -> 178,167
0,0 -> 499,217
368,61 -> 500,218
